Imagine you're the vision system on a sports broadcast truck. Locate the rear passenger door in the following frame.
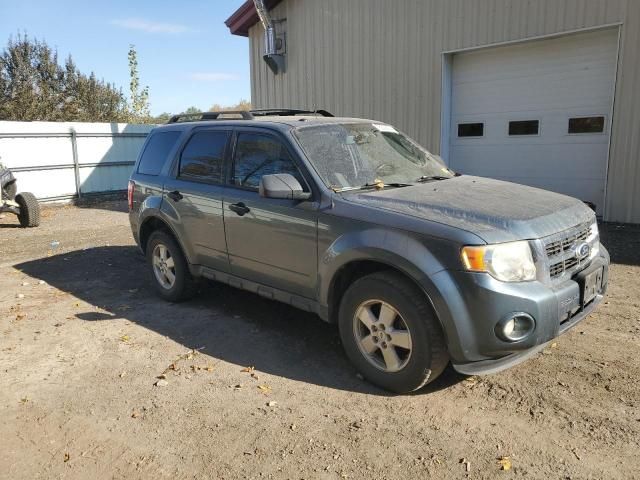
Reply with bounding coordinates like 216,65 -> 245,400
223,130 -> 318,299
163,128 -> 230,272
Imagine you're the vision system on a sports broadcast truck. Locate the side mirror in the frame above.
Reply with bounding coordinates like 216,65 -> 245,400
259,173 -> 311,200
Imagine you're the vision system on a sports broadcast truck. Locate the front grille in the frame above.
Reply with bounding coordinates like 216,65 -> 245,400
545,223 -> 593,279
545,225 -> 591,257
550,256 -> 579,278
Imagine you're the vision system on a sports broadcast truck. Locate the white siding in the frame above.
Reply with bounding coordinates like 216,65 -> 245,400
0,121 -> 153,200
247,0 -> 640,223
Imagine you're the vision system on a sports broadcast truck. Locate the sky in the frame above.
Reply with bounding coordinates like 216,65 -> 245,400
0,0 -> 251,115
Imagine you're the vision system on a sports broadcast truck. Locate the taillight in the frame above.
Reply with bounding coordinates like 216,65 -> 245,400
127,180 -> 135,211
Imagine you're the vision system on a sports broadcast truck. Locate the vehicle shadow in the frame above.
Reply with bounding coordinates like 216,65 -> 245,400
71,195 -> 128,213
14,246 -> 464,395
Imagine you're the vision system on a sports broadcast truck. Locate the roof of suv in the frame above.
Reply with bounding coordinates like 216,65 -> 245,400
153,115 -> 375,132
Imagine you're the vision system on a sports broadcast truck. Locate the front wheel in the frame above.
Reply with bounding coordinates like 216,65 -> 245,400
338,271 -> 449,393
146,230 -> 199,302
16,192 -> 40,227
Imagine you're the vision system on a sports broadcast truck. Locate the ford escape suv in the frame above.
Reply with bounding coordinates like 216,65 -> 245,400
128,109 -> 609,393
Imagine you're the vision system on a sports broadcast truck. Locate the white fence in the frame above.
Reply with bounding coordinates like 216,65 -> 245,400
0,121 -> 155,201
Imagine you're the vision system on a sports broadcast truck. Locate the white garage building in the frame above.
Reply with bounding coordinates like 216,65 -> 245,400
226,0 -> 640,223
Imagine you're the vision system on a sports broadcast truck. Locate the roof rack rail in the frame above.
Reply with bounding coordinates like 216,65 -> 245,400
167,110 -> 254,123
250,108 -> 334,117
166,108 -> 334,124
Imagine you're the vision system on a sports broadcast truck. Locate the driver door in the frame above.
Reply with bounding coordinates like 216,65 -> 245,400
222,130 -> 318,299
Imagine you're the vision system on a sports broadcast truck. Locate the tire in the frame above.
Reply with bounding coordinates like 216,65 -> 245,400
338,271 -> 449,393
15,192 -> 40,227
146,230 -> 199,302
4,181 -> 17,200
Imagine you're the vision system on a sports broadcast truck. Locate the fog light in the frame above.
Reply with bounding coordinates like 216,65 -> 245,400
495,313 -> 535,342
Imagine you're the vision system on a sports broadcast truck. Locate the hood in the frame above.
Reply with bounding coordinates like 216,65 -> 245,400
341,176 -> 595,243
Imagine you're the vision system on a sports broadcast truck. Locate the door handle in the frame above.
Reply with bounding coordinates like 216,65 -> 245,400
228,202 -> 250,216
167,190 -> 183,202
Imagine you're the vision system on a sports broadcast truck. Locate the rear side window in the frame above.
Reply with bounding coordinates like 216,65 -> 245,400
137,131 -> 181,176
232,133 -> 306,190
179,131 -> 228,182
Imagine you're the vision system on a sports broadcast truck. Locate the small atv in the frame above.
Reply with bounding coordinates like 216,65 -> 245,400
1,162 -> 40,228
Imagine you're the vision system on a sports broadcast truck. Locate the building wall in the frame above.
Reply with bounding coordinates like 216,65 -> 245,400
247,0 -> 640,223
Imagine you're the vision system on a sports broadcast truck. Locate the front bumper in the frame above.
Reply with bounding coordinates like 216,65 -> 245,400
428,246 -> 609,375
453,288 -> 604,375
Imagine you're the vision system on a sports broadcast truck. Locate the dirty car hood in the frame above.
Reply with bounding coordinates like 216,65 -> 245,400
342,176 -> 595,243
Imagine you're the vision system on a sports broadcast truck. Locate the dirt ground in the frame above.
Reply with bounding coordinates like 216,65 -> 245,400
0,200 -> 638,480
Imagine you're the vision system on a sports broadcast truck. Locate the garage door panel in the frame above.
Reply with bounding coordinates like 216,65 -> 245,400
452,29 -> 618,84
452,69 -> 615,115
452,144 -> 608,178
449,28 -> 617,215
452,114 -> 610,145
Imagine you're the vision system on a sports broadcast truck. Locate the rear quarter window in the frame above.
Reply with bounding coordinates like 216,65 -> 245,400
137,131 -> 182,176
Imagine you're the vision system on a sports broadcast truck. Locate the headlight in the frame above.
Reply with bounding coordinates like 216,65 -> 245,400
461,241 -> 536,282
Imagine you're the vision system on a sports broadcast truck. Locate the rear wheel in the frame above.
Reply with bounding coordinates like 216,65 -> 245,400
338,271 -> 449,393
16,192 -> 40,227
146,230 -> 199,302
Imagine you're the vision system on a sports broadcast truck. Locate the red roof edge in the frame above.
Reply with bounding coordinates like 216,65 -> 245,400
225,0 -> 284,37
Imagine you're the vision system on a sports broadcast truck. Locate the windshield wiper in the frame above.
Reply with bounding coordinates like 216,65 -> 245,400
334,182 -> 411,192
416,175 -> 450,182
362,182 -> 412,188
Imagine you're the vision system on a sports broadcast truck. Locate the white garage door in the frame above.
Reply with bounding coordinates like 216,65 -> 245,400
449,28 -> 618,214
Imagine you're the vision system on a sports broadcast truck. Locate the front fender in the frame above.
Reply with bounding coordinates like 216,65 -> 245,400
318,227 -> 447,307
318,227 -> 475,361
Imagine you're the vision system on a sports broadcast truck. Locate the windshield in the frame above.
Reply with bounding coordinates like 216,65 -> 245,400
293,122 -> 454,191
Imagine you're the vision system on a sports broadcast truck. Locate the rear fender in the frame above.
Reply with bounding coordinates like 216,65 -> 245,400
137,197 -> 195,264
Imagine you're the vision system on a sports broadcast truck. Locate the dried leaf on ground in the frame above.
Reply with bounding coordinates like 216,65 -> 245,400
120,335 -> 130,342
498,456 -> 512,471
190,364 -> 215,372
241,366 -> 255,373
257,384 -> 272,395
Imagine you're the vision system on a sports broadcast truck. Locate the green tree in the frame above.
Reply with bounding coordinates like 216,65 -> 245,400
127,45 -> 150,120
209,99 -> 252,112
0,33 -> 130,122
151,112 -> 172,123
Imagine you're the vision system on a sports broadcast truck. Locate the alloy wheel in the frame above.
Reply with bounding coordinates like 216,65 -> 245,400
352,300 -> 412,372
152,243 -> 176,290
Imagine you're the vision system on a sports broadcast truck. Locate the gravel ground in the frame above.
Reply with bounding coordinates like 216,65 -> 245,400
0,200 -> 638,479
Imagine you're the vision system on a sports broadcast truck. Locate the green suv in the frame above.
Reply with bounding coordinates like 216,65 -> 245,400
128,109 -> 609,393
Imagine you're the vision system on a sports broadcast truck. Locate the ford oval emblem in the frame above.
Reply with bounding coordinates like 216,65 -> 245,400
576,242 -> 590,259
